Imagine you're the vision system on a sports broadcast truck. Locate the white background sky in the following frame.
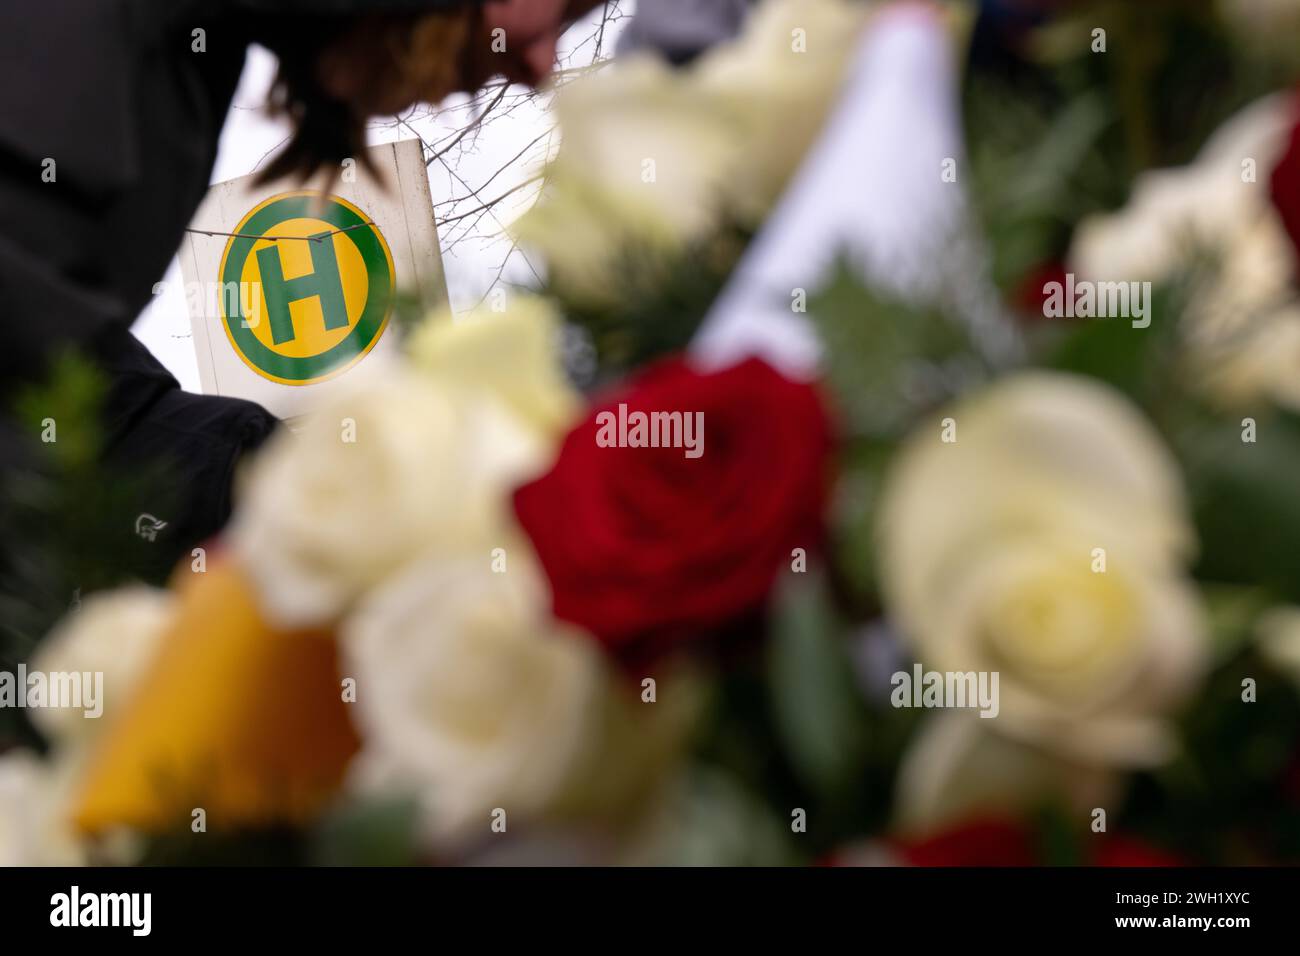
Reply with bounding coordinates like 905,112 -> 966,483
133,5 -> 630,392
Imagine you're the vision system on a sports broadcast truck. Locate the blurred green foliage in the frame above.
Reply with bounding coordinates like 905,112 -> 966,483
1,351 -> 179,749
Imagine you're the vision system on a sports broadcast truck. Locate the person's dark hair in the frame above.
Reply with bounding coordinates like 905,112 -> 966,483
257,8 -> 480,184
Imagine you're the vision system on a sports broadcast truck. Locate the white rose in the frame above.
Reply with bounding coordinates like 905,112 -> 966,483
513,55 -> 740,308
878,373 -> 1207,787
693,0 -> 870,223
30,587 -> 174,745
513,0 -> 866,308
341,549 -> 698,849
405,293 -> 579,439
0,752 -> 86,866
1257,604 -> 1300,682
1070,93 -> 1300,410
0,589 -> 171,865
228,367 -> 547,627
893,711 -> 1124,835
1218,0 -> 1300,62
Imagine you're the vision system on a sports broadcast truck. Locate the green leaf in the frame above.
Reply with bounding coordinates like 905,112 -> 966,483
828,437 -> 896,609
1179,411 -> 1300,602
1201,584 -> 1273,666
966,85 -> 1115,290
1041,279 -> 1187,409
766,569 -> 870,800
806,260 -> 986,441
311,795 -> 425,867
621,767 -> 798,866
553,226 -> 749,381
11,349 -> 106,468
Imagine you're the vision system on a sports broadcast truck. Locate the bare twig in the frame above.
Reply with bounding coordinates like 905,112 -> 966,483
184,221 -> 376,243
435,175 -> 544,227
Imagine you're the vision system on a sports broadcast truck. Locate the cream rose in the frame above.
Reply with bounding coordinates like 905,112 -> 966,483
0,752 -> 87,866
1069,93 -> 1300,410
340,549 -> 699,849
0,588 -> 173,865
892,711 -> 1125,834
30,587 -> 174,745
405,293 -> 579,439
1256,604 -> 1300,682
512,55 -> 740,309
513,0 -> 867,308
1218,0 -> 1300,63
878,373 -> 1207,785
228,366 -> 548,628
692,0 -> 873,223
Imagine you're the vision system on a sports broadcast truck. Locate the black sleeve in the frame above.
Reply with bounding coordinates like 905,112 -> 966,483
0,1 -> 140,195
89,325 -> 278,578
0,234 -> 132,391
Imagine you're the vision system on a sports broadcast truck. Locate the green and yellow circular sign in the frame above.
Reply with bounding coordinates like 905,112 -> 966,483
219,191 -> 395,385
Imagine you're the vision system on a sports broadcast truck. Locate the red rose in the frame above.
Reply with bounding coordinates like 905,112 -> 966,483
886,818 -> 1186,867
1280,747 -> 1300,806
513,356 -> 832,662
1091,835 -> 1184,868
889,817 -> 1039,867
1011,260 -> 1070,321
1269,93 -> 1300,273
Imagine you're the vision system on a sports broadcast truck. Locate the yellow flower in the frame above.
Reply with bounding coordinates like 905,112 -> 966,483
406,293 -> 580,439
341,547 -> 700,849
72,559 -> 360,835
878,373 -> 1207,829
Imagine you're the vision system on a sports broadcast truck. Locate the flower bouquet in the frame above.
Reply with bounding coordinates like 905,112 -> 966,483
6,0 -> 1300,869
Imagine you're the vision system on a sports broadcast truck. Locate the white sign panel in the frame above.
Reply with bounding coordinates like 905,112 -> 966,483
179,138 -> 448,419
